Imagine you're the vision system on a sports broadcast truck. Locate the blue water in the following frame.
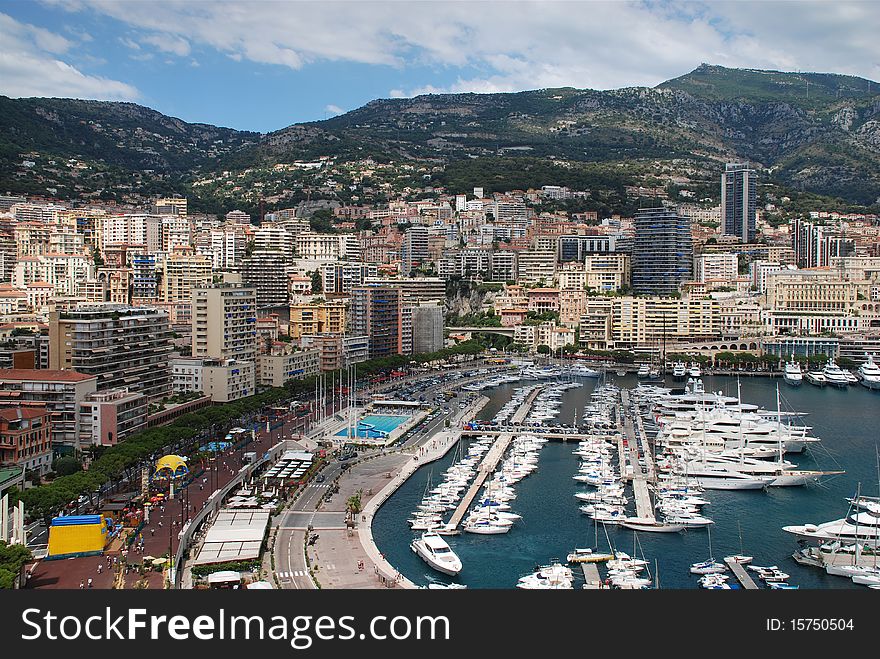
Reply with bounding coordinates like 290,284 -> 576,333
372,375 -> 880,589
336,414 -> 409,438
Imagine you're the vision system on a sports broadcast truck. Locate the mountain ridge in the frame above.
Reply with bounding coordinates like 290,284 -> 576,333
3,64 -> 880,206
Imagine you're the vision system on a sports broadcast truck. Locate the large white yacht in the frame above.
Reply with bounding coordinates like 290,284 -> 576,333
783,357 -> 803,387
783,507 -> 880,547
411,531 -> 463,575
858,354 -> 880,390
636,364 -> 651,379
688,362 -> 702,378
806,370 -> 827,387
822,358 -> 850,388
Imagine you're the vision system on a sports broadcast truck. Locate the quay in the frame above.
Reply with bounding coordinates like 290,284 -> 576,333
724,558 -> 760,589
446,387 -> 543,530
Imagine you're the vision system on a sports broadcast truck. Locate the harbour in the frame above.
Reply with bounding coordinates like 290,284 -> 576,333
372,371 -> 880,589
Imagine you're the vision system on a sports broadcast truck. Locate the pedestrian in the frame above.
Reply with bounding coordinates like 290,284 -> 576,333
158,521 -> 163,528
150,527 -> 154,536
87,578 -> 93,588
97,563 -> 102,574
80,580 -> 84,589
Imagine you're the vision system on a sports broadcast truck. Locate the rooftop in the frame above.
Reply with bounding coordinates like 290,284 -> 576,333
0,369 -> 97,382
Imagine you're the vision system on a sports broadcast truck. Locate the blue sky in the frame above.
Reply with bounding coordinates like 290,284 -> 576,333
2,1 -> 880,133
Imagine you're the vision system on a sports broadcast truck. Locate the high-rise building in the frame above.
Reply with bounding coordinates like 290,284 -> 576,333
349,286 -> 403,358
411,303 -> 444,353
631,207 -> 692,296
721,163 -> 757,243
191,285 -> 258,364
226,210 -> 251,225
162,248 -> 213,324
48,305 -> 172,401
401,225 -> 429,275
153,197 -> 187,217
241,250 -> 290,308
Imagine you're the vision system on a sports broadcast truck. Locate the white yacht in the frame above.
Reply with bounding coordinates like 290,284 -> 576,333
636,364 -> 651,379
569,364 -> 601,378
688,362 -> 702,378
783,357 -> 803,387
783,508 -> 880,547
410,531 -> 463,576
858,354 -> 880,390
516,562 -> 574,589
806,370 -> 827,387
822,358 -> 850,388
672,361 -> 688,381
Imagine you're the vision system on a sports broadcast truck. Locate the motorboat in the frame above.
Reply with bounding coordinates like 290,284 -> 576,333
822,359 -> 850,388
517,562 -> 573,589
689,362 -> 702,378
858,354 -> 880,390
724,554 -> 753,565
672,361 -> 688,381
806,371 -> 827,387
410,531 -> 463,576
637,364 -> 651,379
783,357 -> 803,387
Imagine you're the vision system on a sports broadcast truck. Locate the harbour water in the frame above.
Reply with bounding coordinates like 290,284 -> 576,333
372,374 -> 880,589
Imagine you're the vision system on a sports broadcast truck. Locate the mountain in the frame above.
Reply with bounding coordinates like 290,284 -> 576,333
3,64 -> 880,206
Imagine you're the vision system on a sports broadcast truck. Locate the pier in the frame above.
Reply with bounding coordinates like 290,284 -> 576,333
446,387 -> 542,530
724,558 -> 760,589
620,390 -> 655,523
580,563 -> 603,589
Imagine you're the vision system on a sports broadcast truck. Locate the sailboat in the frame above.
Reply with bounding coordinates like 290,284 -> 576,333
724,520 -> 753,565
690,525 -> 726,574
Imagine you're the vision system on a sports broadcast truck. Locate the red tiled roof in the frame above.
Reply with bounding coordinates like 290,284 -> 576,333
0,406 -> 50,422
0,369 -> 97,382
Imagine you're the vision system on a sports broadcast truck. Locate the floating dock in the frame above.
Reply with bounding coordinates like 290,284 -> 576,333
620,390 -> 655,523
724,558 -> 760,589
581,563 -> 604,589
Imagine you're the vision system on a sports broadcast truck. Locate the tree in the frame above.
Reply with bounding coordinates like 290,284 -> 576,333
53,456 -> 82,477
536,344 -> 551,355
310,271 -> 323,294
346,489 -> 363,516
0,541 -> 32,589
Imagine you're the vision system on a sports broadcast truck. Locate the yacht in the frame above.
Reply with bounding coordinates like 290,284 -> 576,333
620,517 -> 686,533
517,562 -> 573,589
672,361 -> 688,381
805,370 -> 827,387
688,362 -> 702,378
783,357 -> 803,387
858,354 -> 880,390
410,531 -> 463,576
636,364 -> 651,379
822,358 -> 850,388
783,507 -> 880,547
569,364 -> 601,378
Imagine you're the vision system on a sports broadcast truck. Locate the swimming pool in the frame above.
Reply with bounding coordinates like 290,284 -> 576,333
335,414 -> 410,438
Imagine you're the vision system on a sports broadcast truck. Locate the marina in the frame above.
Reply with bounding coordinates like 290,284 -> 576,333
373,370 -> 879,588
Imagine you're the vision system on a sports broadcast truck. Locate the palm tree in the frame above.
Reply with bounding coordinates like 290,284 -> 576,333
346,489 -> 363,516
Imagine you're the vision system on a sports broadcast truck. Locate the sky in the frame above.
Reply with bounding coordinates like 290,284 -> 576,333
1,1 -> 880,133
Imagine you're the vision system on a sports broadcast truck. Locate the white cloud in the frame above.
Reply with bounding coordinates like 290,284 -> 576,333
325,104 -> 345,115
33,2 -> 880,100
0,12 -> 138,100
142,33 -> 191,57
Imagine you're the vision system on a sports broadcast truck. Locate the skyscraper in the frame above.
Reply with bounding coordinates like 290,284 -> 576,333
721,163 -> 757,243
631,207 -> 692,296
349,286 -> 403,358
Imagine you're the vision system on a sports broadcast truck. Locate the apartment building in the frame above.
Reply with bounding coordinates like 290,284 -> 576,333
49,305 -> 172,401
0,369 -> 98,450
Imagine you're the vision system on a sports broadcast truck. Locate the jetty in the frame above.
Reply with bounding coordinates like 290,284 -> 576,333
724,558 -> 760,589
620,390 -> 655,522
580,563 -> 604,589
446,387 -> 542,530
